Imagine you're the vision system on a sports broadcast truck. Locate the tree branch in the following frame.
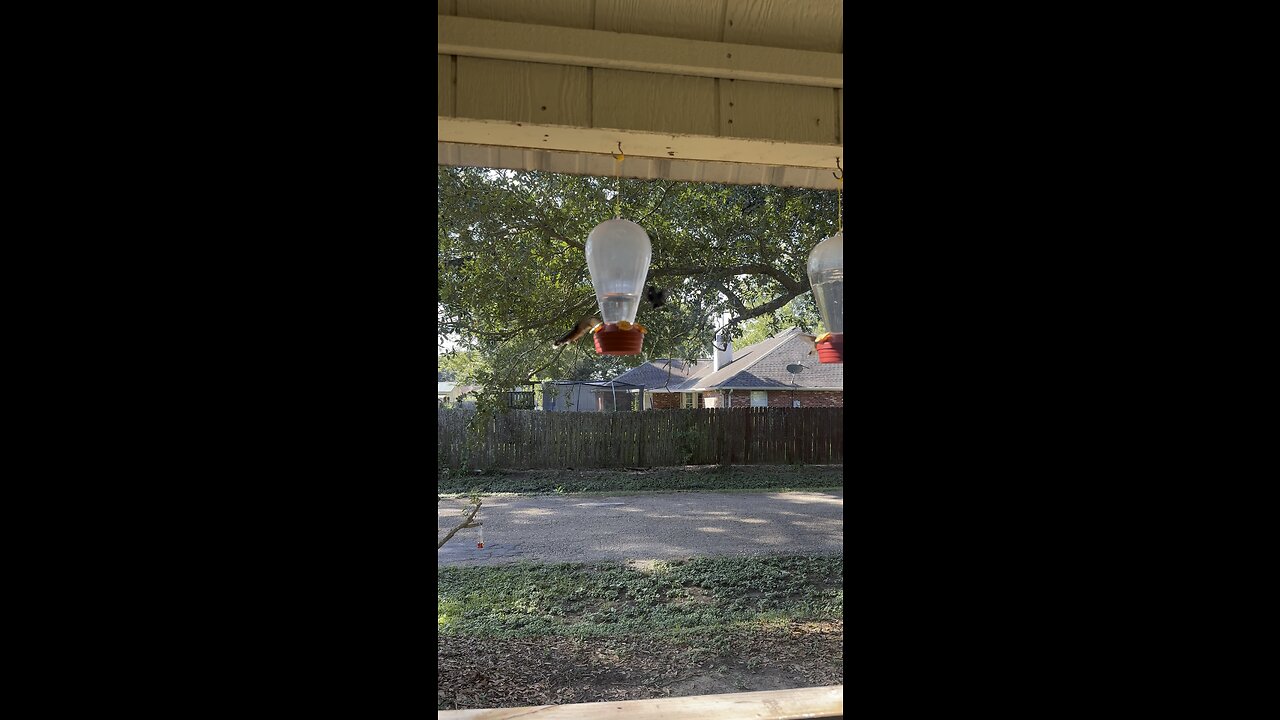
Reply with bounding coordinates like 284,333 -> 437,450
526,344 -> 568,383
442,294 -> 596,341
543,223 -> 584,251
438,498 -> 482,550
649,263 -> 808,295
728,290 -> 805,324
709,280 -> 749,316
653,262 -> 810,327
708,280 -> 810,328
635,181 -> 676,225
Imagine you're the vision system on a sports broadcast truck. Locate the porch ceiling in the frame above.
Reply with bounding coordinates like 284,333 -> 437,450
438,0 -> 843,189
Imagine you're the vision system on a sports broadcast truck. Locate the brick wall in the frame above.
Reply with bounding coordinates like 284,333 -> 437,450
722,389 -> 845,408
647,390 -> 843,408
777,390 -> 843,407
650,392 -> 683,409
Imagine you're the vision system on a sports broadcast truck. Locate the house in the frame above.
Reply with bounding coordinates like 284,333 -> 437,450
438,382 -> 482,408
438,382 -> 456,405
609,328 -> 843,409
541,379 -> 644,412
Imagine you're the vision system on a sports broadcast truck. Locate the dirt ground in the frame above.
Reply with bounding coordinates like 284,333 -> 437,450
437,620 -> 842,710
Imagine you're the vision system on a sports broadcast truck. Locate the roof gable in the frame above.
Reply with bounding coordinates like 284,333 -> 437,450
690,329 -> 841,390
611,357 -> 711,390
607,328 -> 842,391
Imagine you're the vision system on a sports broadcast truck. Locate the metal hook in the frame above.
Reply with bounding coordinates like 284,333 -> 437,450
832,157 -> 843,180
615,142 -> 625,162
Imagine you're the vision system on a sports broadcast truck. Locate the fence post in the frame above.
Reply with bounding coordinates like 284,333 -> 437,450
637,414 -> 646,467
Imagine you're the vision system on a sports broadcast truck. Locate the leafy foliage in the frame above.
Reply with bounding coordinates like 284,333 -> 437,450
438,167 -> 838,391
437,555 -> 842,638
436,465 -> 844,495
437,350 -> 487,385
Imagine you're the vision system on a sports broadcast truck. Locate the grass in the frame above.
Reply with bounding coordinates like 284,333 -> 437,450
438,555 -> 843,638
437,464 -> 843,496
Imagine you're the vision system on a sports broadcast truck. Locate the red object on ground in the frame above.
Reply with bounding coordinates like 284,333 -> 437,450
816,333 -> 844,364
477,542 -> 484,549
593,325 -> 645,355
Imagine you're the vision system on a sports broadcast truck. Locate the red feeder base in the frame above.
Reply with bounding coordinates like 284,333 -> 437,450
593,325 -> 645,355
816,333 -> 844,364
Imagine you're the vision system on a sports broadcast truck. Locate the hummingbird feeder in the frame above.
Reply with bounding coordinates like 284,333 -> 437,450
585,217 -> 651,355
807,231 -> 843,363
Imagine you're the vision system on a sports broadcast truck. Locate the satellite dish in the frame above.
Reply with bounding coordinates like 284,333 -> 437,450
786,363 -> 805,374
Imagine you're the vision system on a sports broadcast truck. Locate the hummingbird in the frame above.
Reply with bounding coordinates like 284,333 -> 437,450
552,316 -> 601,348
646,285 -> 668,309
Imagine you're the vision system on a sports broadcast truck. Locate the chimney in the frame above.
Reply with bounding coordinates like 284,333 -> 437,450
713,331 -> 734,372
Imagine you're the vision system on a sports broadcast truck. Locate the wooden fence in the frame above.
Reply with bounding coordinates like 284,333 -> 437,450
438,407 -> 843,469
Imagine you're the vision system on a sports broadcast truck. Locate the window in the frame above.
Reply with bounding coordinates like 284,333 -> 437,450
750,391 -> 768,408
703,395 -> 720,409
681,393 -> 695,409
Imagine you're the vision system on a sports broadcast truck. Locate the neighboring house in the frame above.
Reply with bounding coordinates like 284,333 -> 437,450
542,379 -> 644,412
438,382 -> 482,408
610,327 -> 843,409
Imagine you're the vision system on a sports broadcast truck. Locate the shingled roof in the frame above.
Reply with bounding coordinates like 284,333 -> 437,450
610,328 -> 842,391
610,357 -> 710,391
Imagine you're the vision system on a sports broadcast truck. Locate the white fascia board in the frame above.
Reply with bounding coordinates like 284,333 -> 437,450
439,118 -> 842,172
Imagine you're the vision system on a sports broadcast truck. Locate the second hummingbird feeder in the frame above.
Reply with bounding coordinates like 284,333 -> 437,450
807,231 -> 843,363
585,218 -> 651,355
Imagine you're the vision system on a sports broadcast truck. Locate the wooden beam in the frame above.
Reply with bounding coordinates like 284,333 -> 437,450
438,141 -> 839,190
437,685 -> 843,719
439,16 -> 843,89
439,118 -> 843,173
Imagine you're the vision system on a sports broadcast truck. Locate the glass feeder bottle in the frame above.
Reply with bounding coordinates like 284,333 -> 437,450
807,231 -> 843,363
585,218 -> 651,355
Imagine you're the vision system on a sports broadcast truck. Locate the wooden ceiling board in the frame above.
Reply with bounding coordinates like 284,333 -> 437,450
720,79 -> 837,144
457,0 -> 594,28
440,16 -> 841,88
592,69 -> 718,135
595,0 -> 724,42
438,55 -> 453,117
836,88 -> 843,145
722,0 -> 843,52
456,57 -> 592,126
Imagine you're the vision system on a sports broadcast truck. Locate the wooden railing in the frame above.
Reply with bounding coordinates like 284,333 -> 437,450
500,391 -> 536,409
437,685 -> 843,719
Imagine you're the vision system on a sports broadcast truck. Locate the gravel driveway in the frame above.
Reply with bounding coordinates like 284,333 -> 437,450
437,491 -> 843,565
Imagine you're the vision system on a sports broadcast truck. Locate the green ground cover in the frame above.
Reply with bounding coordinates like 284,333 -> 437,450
438,464 -> 843,495
437,555 -> 843,709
